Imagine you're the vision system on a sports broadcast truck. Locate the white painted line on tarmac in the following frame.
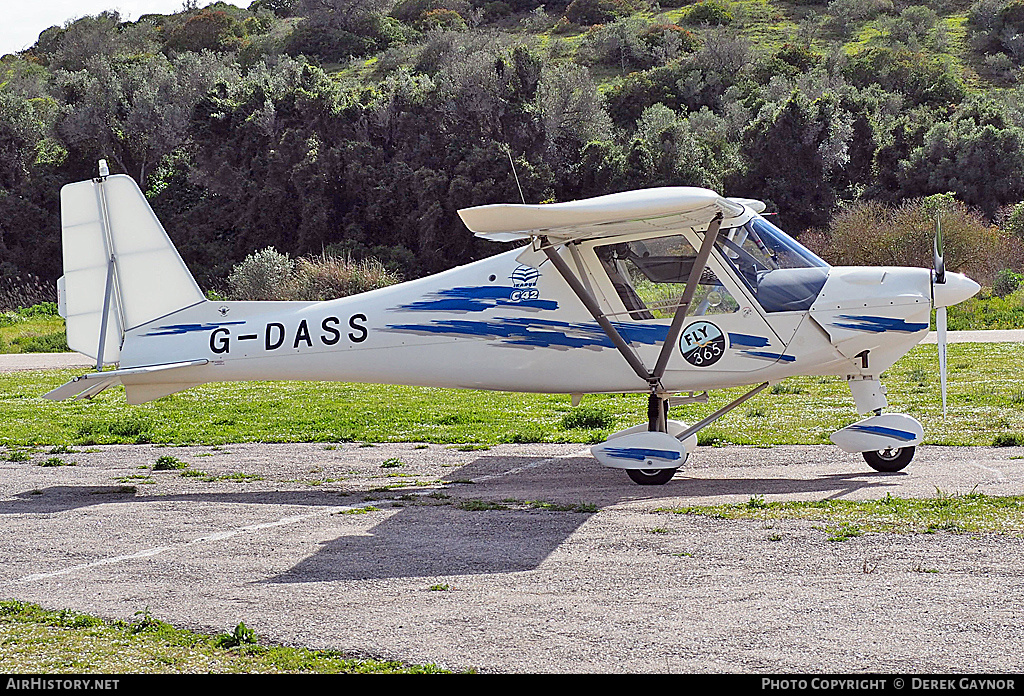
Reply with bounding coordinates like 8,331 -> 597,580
12,506 -> 362,584
16,547 -> 173,583
969,462 -> 1009,483
470,447 -> 591,483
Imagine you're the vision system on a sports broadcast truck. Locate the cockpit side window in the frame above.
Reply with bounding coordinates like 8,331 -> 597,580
716,216 -> 830,313
595,235 -> 740,320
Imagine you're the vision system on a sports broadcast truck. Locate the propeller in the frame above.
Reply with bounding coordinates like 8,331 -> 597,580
933,212 -> 947,417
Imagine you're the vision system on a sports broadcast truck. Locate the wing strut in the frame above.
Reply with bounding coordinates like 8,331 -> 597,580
541,237 -> 650,382
540,214 -> 724,399
650,213 -> 722,382
676,381 -> 769,442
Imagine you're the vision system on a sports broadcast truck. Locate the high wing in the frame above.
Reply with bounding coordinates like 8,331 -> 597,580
458,187 -> 753,243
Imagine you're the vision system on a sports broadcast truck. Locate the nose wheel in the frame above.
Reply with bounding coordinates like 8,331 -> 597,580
863,446 -> 915,472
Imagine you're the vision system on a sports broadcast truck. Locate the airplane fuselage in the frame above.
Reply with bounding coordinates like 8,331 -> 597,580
116,244 -> 948,401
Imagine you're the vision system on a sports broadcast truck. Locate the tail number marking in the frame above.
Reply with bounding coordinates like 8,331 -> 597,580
209,314 -> 368,354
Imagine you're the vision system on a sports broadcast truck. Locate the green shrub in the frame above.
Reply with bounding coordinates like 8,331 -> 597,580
286,13 -> 400,61
683,1 -> 734,26
10,331 -> 69,353
392,0 -> 471,22
228,249 -> 400,301
165,9 -> 242,53
154,455 -> 188,471
845,47 -> 965,107
1003,201 -> 1024,241
560,407 -> 616,430
39,457 -> 74,467
563,0 -> 635,25
993,269 -> 1023,296
227,247 -> 294,301
775,43 -> 822,72
291,254 -> 402,302
969,0 -> 1024,59
642,23 -> 700,54
415,8 -> 468,31
16,302 -> 59,318
812,197 -> 1012,286
214,622 -> 258,648
482,1 -> 512,19
993,432 -> 1024,446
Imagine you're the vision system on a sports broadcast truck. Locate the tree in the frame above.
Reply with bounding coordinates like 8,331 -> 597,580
53,51 -> 235,187
32,12 -> 158,71
899,100 -> 1024,216
728,92 -> 853,230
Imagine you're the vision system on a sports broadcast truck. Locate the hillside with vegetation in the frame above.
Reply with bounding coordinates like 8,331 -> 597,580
4,0 -> 1024,305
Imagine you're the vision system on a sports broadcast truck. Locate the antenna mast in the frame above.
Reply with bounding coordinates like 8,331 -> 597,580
506,145 -> 526,204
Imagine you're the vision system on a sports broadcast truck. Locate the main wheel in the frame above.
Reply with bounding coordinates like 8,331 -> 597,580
863,446 -> 915,473
626,468 -> 678,485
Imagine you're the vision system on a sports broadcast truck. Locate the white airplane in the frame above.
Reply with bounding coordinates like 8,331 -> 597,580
45,162 -> 980,485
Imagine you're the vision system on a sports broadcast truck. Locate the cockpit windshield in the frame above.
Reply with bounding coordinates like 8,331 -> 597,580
716,216 -> 830,313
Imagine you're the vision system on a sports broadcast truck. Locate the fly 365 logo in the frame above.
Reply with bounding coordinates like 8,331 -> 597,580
680,321 -> 726,367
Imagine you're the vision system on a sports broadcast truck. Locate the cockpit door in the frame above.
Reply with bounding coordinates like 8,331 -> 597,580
578,228 -> 793,384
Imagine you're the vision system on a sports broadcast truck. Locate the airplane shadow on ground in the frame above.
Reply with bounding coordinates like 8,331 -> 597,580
270,455 -> 903,582
2,453 -> 904,582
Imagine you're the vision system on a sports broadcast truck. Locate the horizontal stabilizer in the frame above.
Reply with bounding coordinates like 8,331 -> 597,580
43,359 -> 209,401
459,187 -> 751,243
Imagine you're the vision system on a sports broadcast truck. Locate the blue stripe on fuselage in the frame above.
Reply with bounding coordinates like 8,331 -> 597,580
728,333 -> 770,348
832,315 -> 929,333
143,321 -> 245,336
392,286 -> 557,313
384,317 -> 670,350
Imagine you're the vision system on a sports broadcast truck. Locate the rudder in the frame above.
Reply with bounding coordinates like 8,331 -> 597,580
59,170 -> 205,366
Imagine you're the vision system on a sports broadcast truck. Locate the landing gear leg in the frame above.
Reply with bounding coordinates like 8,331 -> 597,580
647,392 -> 668,433
624,393 -> 678,485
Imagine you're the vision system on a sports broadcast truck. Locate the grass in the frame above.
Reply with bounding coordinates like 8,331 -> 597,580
153,455 -> 188,470
657,490 -> 1024,535
0,601 -> 449,673
455,498 -> 596,512
0,306 -> 67,354
337,505 -> 380,515
945,286 -> 1024,330
2,342 -> 1023,448
38,457 -> 74,467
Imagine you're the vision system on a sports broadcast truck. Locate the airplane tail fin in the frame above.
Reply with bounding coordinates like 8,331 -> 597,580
58,169 -> 206,367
